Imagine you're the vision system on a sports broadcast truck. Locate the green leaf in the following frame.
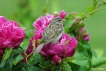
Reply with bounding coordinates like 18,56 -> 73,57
79,42 -> 90,50
76,47 -> 92,59
39,59 -> 51,69
13,55 -> 24,65
91,49 -> 97,58
72,60 -> 88,66
27,66 -> 43,71
66,56 -> 88,66
78,65 -> 90,71
64,20 -> 75,28
76,13 -> 85,18
0,60 -> 6,68
77,23 -> 85,28
61,62 -> 72,71
2,61 -> 11,71
77,42 -> 84,49
51,65 -> 59,71
21,67 -> 27,71
65,14 -> 74,20
64,28 -> 69,33
87,6 -> 94,13
66,57 -> 75,62
12,48 -> 23,56
68,26 -> 76,34
28,54 -> 41,65
25,30 -> 34,38
0,68 -> 2,71
20,39 -> 30,52
83,43 -> 90,50
8,56 -> 14,68
2,48 -> 13,61
11,62 -> 28,70
65,26 -> 76,34
72,52 -> 89,65
81,50 -> 92,59
76,42 -> 92,60
76,42 -> 89,51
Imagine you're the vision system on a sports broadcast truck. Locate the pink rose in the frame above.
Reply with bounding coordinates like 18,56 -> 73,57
26,14 -> 53,55
59,10 -> 67,19
80,28 -> 90,42
33,10 -> 67,31
33,14 -> 54,31
40,33 -> 77,57
26,31 -> 42,55
26,11 -> 77,63
0,16 -> 6,26
72,23 -> 90,42
52,55 -> 61,64
0,16 -> 25,55
83,34 -> 90,42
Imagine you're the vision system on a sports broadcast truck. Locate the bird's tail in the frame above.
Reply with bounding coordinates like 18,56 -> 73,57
33,43 -> 45,54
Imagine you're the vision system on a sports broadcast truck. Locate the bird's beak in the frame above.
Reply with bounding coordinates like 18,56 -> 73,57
62,19 -> 66,22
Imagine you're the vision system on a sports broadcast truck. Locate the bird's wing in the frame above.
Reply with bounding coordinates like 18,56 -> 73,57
53,28 -> 64,43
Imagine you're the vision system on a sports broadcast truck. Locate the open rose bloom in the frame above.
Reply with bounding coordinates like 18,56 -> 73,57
0,0 -> 104,69
0,16 -> 25,56
0,9 -> 94,71
26,11 -> 78,63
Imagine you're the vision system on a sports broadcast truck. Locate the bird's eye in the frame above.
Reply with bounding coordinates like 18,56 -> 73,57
58,19 -> 62,21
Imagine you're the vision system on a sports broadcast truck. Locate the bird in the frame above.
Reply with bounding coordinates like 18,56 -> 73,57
33,17 -> 64,54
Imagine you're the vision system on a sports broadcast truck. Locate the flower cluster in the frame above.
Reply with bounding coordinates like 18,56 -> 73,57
0,0 -> 104,70
70,12 -> 90,42
0,16 -> 25,56
26,11 -> 78,63
0,9 -> 94,71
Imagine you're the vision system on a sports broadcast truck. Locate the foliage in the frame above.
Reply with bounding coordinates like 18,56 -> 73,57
0,0 -> 106,71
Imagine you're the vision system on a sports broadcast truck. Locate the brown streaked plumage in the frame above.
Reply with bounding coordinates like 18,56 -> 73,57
34,17 -> 64,54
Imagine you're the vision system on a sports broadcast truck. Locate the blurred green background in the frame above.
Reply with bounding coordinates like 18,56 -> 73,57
0,0 -> 106,71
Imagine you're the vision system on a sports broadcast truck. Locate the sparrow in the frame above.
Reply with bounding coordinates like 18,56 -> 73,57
33,17 -> 64,54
